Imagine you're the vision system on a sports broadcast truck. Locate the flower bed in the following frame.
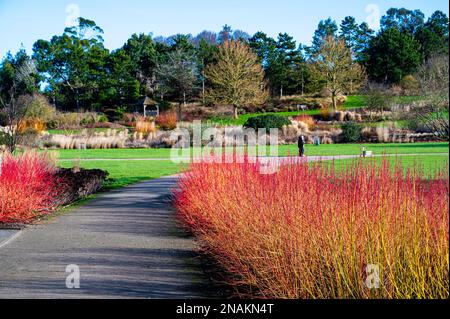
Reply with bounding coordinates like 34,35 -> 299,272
55,167 -> 108,205
175,159 -> 449,298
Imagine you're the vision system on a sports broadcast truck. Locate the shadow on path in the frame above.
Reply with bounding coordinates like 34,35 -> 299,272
0,176 -> 221,299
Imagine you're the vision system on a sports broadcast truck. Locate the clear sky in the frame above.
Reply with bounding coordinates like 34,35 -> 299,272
0,0 -> 448,59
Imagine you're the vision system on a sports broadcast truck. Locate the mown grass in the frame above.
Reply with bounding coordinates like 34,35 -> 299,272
344,95 -> 427,109
207,111 -> 318,126
208,95 -> 367,125
55,143 -> 448,190
58,159 -> 186,190
321,155 -> 449,177
54,142 -> 449,160
342,95 -> 365,109
276,142 -> 449,157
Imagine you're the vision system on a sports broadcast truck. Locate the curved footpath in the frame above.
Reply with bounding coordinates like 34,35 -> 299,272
0,176 -> 220,298
57,153 -> 450,162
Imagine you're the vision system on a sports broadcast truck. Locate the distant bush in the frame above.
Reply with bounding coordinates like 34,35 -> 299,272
400,75 -> 419,94
0,111 -> 8,126
23,94 -> 56,122
18,118 -> 46,133
98,113 -> 108,123
340,122 -> 362,143
52,112 -> 111,129
18,127 -> 41,148
244,114 -> 291,131
156,112 -> 177,130
134,116 -> 156,135
53,112 -> 81,128
0,131 -> 13,147
46,119 -> 58,130
293,115 -> 315,130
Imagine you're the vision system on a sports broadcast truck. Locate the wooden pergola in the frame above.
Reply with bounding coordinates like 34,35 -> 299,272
143,97 -> 159,117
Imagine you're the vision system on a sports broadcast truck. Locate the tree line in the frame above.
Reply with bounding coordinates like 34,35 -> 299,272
0,7 -> 448,115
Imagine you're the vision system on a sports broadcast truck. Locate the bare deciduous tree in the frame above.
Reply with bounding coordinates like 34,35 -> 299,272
205,41 -> 268,119
417,54 -> 449,97
309,36 -> 366,110
155,49 -> 198,121
413,54 -> 449,140
362,82 -> 392,120
0,59 -> 36,151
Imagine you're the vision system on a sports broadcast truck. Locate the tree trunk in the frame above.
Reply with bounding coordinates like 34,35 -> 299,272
233,105 -> 238,120
75,89 -> 80,112
280,85 -> 283,99
183,91 -> 186,106
177,103 -> 182,122
332,92 -> 337,110
202,79 -> 205,105
301,71 -> 304,95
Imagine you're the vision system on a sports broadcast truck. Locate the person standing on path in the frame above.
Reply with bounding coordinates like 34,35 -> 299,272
298,135 -> 306,157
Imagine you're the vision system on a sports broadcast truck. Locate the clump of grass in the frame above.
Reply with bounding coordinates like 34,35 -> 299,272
155,112 -> 177,131
134,116 -> 156,135
175,158 -> 449,299
18,118 -> 47,133
293,114 -> 315,130
45,129 -> 128,149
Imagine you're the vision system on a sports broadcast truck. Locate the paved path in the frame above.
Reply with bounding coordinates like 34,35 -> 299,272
57,153 -> 449,162
0,176 -> 220,299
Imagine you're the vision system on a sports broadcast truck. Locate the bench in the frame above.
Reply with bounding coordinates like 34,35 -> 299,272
362,150 -> 373,157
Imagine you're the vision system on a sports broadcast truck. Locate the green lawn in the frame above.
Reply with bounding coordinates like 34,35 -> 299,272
207,111 -> 317,126
58,159 -> 186,190
342,95 -> 365,109
276,142 -> 449,157
208,95 -> 367,126
54,142 -> 449,160
207,94 -> 434,126
320,155 -> 448,177
55,142 -> 448,189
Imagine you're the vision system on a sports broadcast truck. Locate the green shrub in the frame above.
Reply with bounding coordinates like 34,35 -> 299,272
0,131 -> 13,147
340,123 -> 362,143
0,111 -> 8,126
55,112 -> 81,127
244,114 -> 291,131
103,108 -> 124,122
46,119 -> 58,130
80,116 -> 94,126
24,94 -> 56,121
400,75 -> 419,93
97,113 -> 108,123
115,106 -> 128,121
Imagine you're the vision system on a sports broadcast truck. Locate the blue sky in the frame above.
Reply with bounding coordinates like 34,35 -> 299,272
0,0 -> 448,59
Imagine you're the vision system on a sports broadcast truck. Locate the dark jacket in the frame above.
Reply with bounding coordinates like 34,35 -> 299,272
298,136 -> 305,147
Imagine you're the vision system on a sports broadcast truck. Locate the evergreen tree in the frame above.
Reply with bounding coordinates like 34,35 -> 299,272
309,18 -> 338,55
366,28 -> 421,83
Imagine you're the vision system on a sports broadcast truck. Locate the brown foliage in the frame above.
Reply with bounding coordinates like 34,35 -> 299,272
205,41 -> 268,119
309,36 -> 366,109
